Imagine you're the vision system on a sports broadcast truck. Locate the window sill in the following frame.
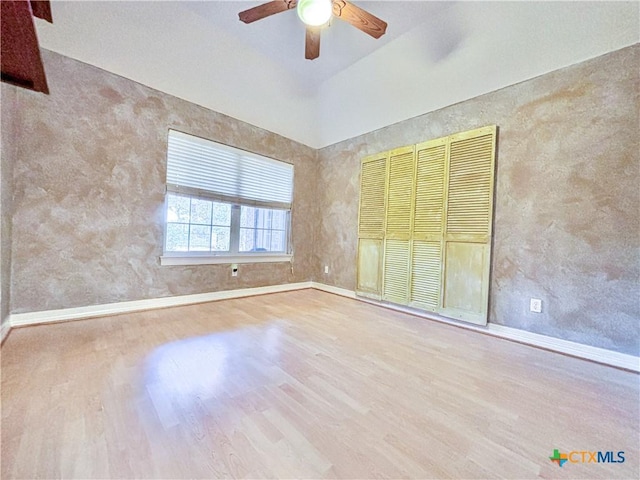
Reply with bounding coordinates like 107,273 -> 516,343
160,254 -> 293,266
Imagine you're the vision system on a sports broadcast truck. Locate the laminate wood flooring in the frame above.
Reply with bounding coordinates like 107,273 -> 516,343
1,289 -> 638,479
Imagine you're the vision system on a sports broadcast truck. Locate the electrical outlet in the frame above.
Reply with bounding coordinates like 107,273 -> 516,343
231,263 -> 238,277
530,298 -> 542,313
324,265 -> 329,274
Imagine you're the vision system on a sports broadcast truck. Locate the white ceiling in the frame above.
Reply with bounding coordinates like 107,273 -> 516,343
36,1 -> 639,149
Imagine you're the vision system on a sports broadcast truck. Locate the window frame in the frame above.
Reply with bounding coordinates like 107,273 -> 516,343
161,192 -> 293,266
161,131 -> 294,266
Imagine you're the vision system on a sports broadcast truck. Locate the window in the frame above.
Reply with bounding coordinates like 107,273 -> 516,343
161,130 -> 294,265
165,194 -> 231,252
239,206 -> 288,252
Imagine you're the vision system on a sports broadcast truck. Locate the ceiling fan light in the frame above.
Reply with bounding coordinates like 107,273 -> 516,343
297,0 -> 332,27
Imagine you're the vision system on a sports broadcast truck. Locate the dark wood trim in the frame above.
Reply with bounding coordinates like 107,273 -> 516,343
1,0 -> 50,94
30,0 -> 53,23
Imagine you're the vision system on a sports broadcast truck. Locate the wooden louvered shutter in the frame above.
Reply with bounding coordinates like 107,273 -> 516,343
383,239 -> 411,304
410,137 -> 447,311
356,153 -> 387,298
356,125 -> 497,326
383,146 -> 415,304
441,125 -> 497,325
385,146 -> 415,240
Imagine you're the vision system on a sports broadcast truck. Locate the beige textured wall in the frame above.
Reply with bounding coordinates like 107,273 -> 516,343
3,46 -> 638,356
7,51 -> 318,313
0,83 -> 17,323
316,45 -> 639,355
1,84 -> 17,327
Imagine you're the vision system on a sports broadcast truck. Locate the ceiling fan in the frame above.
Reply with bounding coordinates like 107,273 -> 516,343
238,0 -> 387,60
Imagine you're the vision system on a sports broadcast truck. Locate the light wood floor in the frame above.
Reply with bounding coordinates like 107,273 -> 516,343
1,289 -> 638,479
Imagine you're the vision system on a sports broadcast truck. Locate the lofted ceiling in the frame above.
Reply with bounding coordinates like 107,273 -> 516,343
35,1 -> 639,149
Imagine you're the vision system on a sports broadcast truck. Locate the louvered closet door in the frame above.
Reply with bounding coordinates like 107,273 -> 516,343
410,138 -> 447,311
383,146 -> 415,304
383,239 -> 411,304
356,153 -> 387,298
441,126 -> 497,325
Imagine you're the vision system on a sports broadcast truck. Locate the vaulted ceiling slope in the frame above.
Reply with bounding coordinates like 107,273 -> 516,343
35,1 -> 639,149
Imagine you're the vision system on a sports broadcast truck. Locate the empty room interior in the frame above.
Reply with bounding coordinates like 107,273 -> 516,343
1,1 -> 639,479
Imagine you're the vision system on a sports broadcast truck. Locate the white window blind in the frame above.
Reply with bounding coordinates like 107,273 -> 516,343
167,130 -> 294,209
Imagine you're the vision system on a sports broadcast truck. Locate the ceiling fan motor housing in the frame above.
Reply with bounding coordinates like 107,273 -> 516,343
297,0 -> 333,27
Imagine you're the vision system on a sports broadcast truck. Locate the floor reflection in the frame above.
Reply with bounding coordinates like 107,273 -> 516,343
142,324 -> 284,428
146,333 -> 233,393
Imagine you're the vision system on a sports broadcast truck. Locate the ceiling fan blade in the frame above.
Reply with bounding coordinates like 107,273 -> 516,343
238,1 -> 297,24
332,1 -> 387,39
305,27 -> 320,60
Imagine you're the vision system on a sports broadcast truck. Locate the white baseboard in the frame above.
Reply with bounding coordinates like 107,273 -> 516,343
8,282 -> 313,328
311,283 -> 640,373
4,281 -> 638,372
311,282 -> 357,299
486,324 -> 639,372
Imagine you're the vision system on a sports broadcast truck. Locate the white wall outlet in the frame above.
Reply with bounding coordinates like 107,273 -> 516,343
530,298 -> 542,313
231,263 -> 238,277
324,265 -> 329,274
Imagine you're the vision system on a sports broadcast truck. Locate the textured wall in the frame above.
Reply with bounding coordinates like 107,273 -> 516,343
4,46 -> 638,356
8,51 -> 318,313
316,45 -> 639,355
1,84 -> 17,328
